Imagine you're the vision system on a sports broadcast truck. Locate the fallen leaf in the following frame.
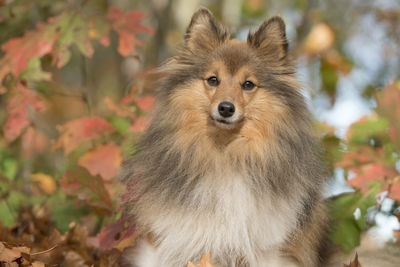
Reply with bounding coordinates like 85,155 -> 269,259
53,116 -> 115,155
187,253 -> 215,267
78,142 -> 122,181
98,216 -> 137,250
344,252 -> 362,267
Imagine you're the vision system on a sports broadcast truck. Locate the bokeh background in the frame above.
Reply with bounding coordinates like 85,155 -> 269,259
0,0 -> 400,266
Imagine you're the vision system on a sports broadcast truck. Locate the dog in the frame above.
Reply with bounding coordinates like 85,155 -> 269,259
121,7 -> 329,267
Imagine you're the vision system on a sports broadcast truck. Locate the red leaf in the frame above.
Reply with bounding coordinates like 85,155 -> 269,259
107,6 -> 154,57
376,81 -> 400,149
0,18 -> 59,83
347,163 -> 397,193
59,167 -> 113,211
53,116 -> 115,155
21,126 -> 48,157
135,96 -> 155,112
2,83 -> 46,142
98,216 -> 137,250
78,142 -> 122,181
104,96 -> 135,118
130,117 -> 151,132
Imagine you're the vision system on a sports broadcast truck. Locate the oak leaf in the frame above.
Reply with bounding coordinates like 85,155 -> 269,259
98,216 -> 137,250
53,116 -> 115,155
78,142 -> 122,181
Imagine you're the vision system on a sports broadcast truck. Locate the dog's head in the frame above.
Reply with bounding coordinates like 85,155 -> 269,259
159,7 -> 306,144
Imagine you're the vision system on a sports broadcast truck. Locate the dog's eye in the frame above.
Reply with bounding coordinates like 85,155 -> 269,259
207,76 -> 219,86
242,81 -> 255,90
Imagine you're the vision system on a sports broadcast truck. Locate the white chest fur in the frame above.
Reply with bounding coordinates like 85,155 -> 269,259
137,173 -> 300,267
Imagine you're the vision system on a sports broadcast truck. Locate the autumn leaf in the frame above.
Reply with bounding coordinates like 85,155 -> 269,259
188,254 -> 215,267
344,253 -> 362,267
107,6 -> 154,56
135,96 -> 155,112
2,83 -> 46,142
78,142 -> 122,181
347,163 -> 397,194
98,216 -> 137,251
53,116 -> 115,155
104,96 -> 136,118
376,81 -> 400,150
59,167 -> 113,212
21,126 -> 48,157
130,117 -> 151,132
31,173 -> 56,194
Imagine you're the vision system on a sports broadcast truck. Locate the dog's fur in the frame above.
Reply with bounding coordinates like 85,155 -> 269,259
121,7 -> 329,267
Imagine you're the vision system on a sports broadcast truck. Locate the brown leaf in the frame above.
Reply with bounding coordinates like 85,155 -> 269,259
78,142 -> 122,181
187,253 -> 215,267
344,253 -> 362,267
59,167 -> 113,211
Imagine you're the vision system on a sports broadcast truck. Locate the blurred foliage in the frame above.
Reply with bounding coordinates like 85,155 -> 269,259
0,0 -> 400,265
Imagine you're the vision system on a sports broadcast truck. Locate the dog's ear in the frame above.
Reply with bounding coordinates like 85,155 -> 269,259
185,7 -> 229,52
247,16 -> 288,60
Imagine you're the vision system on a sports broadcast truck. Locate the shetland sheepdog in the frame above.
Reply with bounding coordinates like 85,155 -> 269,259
122,7 -> 328,267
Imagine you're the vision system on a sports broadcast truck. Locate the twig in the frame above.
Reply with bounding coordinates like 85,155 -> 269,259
30,244 -> 59,256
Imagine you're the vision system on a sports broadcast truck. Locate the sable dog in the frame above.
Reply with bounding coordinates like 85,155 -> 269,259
122,7 -> 328,267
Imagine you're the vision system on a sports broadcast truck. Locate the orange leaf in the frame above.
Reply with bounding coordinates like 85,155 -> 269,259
104,96 -> 135,118
130,117 -> 151,133
78,142 -> 122,181
53,116 -> 115,155
107,6 -> 154,57
344,253 -> 362,267
187,254 -> 215,267
135,96 -> 155,112
347,163 -> 397,193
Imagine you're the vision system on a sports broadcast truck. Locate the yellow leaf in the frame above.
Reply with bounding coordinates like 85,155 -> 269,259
303,23 -> 335,56
31,173 -> 56,194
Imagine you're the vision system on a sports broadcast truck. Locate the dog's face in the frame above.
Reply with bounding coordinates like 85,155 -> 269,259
162,8 -> 302,145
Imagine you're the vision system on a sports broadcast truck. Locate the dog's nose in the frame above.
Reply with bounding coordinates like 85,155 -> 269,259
218,101 -> 235,118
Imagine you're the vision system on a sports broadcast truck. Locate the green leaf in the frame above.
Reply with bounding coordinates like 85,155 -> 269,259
0,201 -> 15,226
348,117 -> 389,145
47,193 -> 89,232
20,56 -> 52,81
330,218 -> 360,253
110,116 -> 131,135
328,182 -> 380,252
1,157 -> 18,180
